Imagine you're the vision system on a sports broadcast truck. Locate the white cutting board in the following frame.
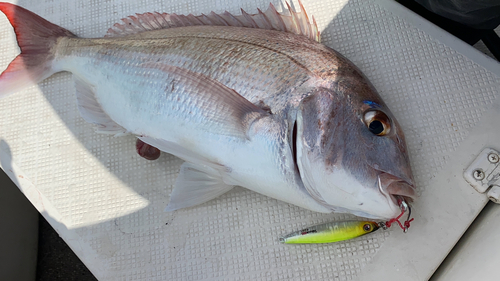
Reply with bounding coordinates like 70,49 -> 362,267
0,0 -> 499,280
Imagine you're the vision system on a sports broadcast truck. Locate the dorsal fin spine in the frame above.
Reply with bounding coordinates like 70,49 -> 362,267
138,13 -> 155,29
179,13 -> 195,26
153,12 -> 169,28
241,9 -> 258,28
268,3 -> 287,32
257,8 -> 273,30
105,1 -> 321,42
224,11 -> 243,27
210,11 -> 230,26
286,2 -> 300,34
187,14 -> 204,26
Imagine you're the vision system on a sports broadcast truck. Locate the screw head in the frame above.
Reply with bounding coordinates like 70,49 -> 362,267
488,153 -> 499,163
473,169 -> 485,180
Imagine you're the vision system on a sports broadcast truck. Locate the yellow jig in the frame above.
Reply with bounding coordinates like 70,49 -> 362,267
279,220 -> 380,244
280,197 -> 415,244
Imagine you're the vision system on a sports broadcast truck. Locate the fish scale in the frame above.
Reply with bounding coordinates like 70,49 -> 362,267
57,27 -> 317,113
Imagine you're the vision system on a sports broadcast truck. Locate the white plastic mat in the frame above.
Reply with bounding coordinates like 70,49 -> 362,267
0,0 -> 499,280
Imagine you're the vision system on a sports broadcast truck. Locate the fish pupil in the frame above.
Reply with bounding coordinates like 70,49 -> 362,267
369,120 -> 384,135
363,224 -> 371,232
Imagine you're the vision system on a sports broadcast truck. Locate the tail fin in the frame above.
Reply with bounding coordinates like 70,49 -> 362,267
0,3 -> 75,97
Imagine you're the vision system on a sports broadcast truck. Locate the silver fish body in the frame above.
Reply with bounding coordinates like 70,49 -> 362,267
0,3 -> 417,219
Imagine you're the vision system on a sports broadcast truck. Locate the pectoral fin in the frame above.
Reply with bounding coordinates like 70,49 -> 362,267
165,162 -> 234,211
138,137 -> 233,211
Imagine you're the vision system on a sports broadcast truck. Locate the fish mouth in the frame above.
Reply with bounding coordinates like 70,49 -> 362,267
378,173 -> 417,206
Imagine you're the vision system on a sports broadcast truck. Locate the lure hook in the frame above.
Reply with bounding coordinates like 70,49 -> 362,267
378,196 -> 414,233
403,204 -> 413,233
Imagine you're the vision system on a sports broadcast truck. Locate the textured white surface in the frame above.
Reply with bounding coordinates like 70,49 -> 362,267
0,0 -> 499,280
431,203 -> 500,281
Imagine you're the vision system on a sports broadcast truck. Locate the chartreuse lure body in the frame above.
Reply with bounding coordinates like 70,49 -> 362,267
279,221 -> 380,244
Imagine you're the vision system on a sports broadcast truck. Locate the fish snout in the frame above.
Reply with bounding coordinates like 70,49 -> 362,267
385,181 -> 417,204
378,173 -> 417,205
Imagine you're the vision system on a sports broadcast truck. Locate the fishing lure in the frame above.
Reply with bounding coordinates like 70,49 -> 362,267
280,197 -> 413,244
279,220 -> 380,244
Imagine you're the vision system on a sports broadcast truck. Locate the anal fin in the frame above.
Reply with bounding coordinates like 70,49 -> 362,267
74,77 -> 127,136
165,162 -> 234,211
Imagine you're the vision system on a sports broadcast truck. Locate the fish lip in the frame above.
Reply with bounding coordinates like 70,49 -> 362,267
377,172 -> 417,206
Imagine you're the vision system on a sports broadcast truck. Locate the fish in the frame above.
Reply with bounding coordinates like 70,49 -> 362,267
0,1 -> 417,220
279,220 -> 380,244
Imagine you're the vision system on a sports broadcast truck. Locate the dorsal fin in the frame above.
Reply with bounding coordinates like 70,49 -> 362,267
105,1 -> 320,42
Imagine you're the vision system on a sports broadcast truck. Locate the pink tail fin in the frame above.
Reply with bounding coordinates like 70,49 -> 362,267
0,3 -> 75,97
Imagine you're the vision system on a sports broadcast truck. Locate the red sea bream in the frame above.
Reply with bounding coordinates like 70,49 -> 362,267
0,2 -> 416,219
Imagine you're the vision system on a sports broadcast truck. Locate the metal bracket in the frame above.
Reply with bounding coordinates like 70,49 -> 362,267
464,148 -> 500,203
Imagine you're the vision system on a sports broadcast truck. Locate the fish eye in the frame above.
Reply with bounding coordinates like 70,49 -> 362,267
363,110 -> 391,136
363,224 -> 372,232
